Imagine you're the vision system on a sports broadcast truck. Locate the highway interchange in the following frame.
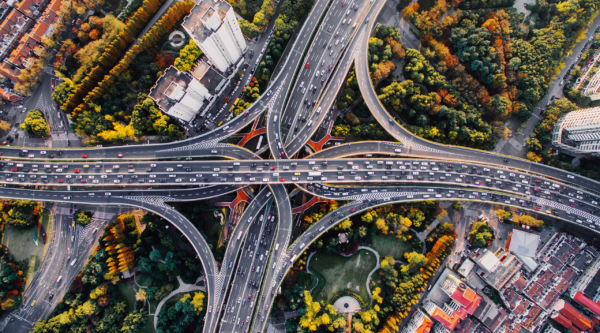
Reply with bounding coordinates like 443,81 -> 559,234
1,0 -> 599,332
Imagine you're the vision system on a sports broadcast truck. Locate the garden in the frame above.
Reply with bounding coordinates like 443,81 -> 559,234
308,249 -> 377,306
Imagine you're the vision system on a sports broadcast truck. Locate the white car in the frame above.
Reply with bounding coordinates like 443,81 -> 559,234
113,180 -> 120,183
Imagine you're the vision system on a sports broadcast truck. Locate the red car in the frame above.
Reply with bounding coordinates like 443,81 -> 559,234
270,166 -> 276,170
305,62 -> 309,68
281,152 -> 286,158
81,154 -> 88,158
350,208 -> 356,213
10,168 -> 17,172
328,65 -> 332,71
342,0 -> 346,6
116,153 -> 123,157
57,179 -> 64,183
74,169 -> 80,173
280,178 -> 286,182
1,141 -> 6,145
80,179 -> 87,183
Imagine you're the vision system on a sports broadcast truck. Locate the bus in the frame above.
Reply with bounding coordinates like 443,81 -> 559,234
229,98 -> 240,113
237,231 -> 243,240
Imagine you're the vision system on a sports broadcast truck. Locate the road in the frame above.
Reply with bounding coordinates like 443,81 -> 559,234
3,205 -> 118,333
1,0 -> 599,331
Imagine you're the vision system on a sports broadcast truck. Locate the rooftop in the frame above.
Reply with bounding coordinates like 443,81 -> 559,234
509,230 -> 540,257
182,0 -> 232,44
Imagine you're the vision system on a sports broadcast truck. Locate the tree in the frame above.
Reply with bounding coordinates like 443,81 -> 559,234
333,124 -> 350,137
135,289 -> 146,302
0,120 -> 10,131
239,19 -> 260,38
468,221 -> 494,248
526,151 -> 543,162
174,40 -> 202,72
121,309 -> 147,333
190,292 -> 205,313
21,110 -> 49,135
452,201 -> 462,211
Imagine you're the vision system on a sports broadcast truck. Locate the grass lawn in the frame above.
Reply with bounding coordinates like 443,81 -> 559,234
137,274 -> 153,287
308,250 -> 377,306
417,0 -> 436,12
142,316 -> 156,333
117,282 -> 137,313
370,230 -> 415,260
296,270 -> 318,291
159,292 -> 187,315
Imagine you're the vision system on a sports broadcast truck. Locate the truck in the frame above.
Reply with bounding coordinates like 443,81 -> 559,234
308,171 -> 322,176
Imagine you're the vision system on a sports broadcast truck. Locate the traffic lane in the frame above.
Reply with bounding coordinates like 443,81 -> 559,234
282,0 -> 362,138
217,188 -> 272,321
285,24 -> 367,153
3,162 -> 598,207
221,204 -> 275,333
266,0 -> 335,159
352,15 -> 600,200
255,183 -> 600,327
250,184 -> 292,333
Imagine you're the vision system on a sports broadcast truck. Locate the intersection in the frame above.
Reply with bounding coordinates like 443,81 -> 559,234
0,0 -> 599,332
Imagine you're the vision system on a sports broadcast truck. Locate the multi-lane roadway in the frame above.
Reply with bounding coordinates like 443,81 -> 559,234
2,0 -> 600,332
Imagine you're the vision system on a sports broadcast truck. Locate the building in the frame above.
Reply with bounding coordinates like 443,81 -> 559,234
574,291 -> 600,318
474,250 -> 500,273
509,229 -> 540,258
475,250 -> 522,290
422,273 -> 481,331
550,299 -> 594,332
401,310 -> 433,333
551,107 -> 600,157
149,65 -> 225,123
182,0 -> 246,73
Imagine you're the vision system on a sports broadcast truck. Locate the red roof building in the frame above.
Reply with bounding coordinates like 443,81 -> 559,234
401,310 -> 433,333
574,291 -> 600,317
423,275 -> 482,331
552,299 -> 593,333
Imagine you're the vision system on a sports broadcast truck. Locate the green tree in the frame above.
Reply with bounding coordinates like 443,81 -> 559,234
52,80 -> 73,108
174,40 -> 202,72
21,110 -> 49,135
121,309 -> 147,333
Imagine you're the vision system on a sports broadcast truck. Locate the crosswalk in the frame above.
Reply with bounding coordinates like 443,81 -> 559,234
157,139 -> 225,152
535,197 -> 600,223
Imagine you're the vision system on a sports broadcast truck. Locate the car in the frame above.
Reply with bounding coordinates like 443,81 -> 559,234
281,152 -> 286,158
74,169 -> 80,173
1,141 -> 6,145
280,178 -> 286,182
116,153 -> 123,157
350,208 -> 356,213
342,0 -> 346,5
81,154 -> 88,158
80,179 -> 87,183
305,62 -> 309,68
270,166 -> 276,170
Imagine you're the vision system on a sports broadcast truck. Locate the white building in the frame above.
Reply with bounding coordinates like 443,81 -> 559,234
182,0 -> 246,73
149,65 -> 225,123
552,107 -> 600,157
